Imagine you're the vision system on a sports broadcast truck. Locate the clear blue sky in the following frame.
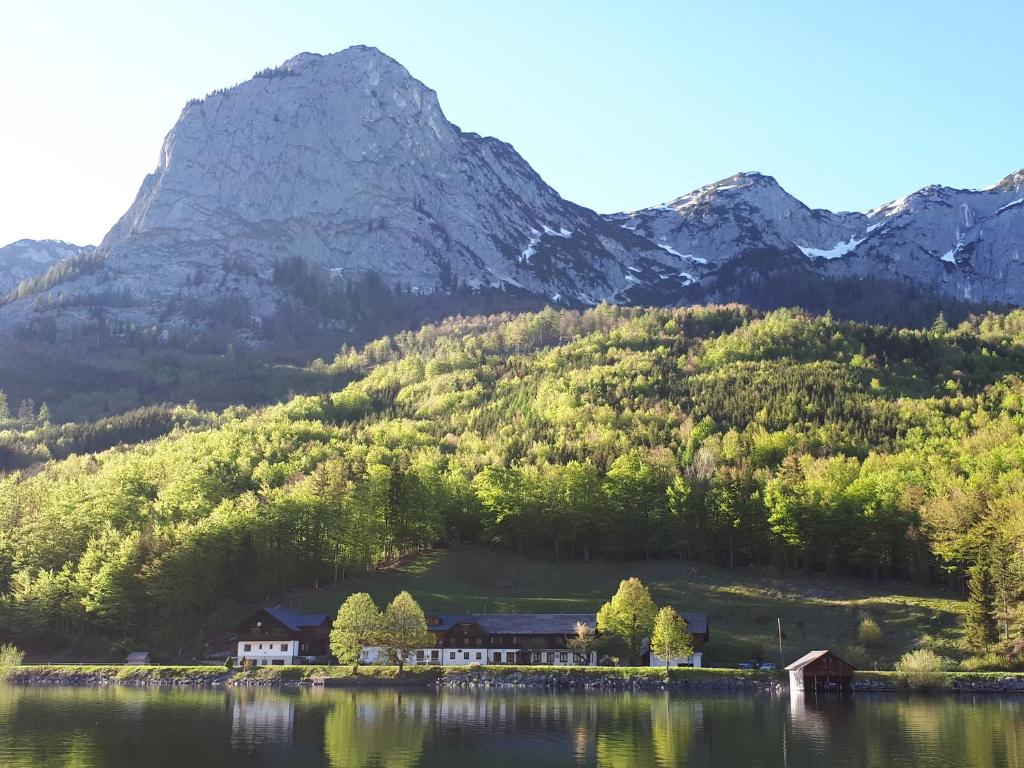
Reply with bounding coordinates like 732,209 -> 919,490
2,0 -> 1021,246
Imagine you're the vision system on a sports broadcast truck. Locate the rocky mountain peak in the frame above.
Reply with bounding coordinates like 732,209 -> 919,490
990,168 -> 1024,194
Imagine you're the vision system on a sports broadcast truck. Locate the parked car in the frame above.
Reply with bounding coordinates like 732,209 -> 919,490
737,661 -> 758,669
759,662 -> 777,671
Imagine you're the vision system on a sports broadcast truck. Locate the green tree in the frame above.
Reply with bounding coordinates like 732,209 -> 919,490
378,591 -> 433,671
966,558 -> 999,652
329,593 -> 382,665
650,606 -> 693,669
596,577 -> 657,665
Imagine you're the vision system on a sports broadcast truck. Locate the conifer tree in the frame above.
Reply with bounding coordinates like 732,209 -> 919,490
966,558 -> 999,652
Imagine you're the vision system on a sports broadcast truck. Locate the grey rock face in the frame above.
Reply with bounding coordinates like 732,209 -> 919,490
1,46 -> 1022,341
612,169 -> 1024,304
27,46 -> 675,338
0,240 -> 95,295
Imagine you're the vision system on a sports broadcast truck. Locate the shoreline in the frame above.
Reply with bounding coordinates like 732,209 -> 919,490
5,665 -> 1024,695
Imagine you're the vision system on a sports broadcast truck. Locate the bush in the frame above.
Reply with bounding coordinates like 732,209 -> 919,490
0,644 -> 25,679
959,653 -> 1022,672
857,617 -> 882,647
894,649 -> 948,691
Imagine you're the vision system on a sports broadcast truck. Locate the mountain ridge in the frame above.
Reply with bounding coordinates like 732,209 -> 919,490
0,46 -> 1021,345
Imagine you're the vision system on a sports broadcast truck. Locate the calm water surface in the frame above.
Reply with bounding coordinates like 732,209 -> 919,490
0,684 -> 1020,767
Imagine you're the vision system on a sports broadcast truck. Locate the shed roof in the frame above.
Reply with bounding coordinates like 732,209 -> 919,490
784,649 -> 855,671
125,651 -> 151,661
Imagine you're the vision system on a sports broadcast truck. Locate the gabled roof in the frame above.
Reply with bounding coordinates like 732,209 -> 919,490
785,649 -> 851,671
425,611 -> 708,636
258,607 -> 330,632
427,613 -> 596,635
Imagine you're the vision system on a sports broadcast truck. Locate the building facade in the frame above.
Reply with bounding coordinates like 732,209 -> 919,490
360,611 -> 709,668
785,649 -> 855,691
235,607 -> 332,666
360,613 -> 600,667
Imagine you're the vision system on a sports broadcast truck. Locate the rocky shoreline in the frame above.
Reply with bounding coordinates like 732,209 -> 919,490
6,665 -> 1024,695
434,669 -> 779,693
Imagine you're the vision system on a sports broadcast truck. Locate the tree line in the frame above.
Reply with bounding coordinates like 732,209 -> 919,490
0,304 -> 1023,664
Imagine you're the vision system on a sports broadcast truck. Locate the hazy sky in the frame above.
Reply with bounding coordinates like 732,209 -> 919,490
2,0 -> 1022,246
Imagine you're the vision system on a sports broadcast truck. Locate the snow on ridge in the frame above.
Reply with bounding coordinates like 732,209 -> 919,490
995,198 -> 1024,216
542,225 -> 573,238
520,230 -> 541,263
656,242 -> 691,259
797,236 -> 865,261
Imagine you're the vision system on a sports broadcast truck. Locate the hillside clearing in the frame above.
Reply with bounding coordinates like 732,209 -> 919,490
280,547 -> 966,668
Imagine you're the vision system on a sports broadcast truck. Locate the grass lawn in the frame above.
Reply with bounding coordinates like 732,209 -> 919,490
279,546 -> 968,668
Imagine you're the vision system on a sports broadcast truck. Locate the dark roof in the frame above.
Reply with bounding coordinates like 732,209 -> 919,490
260,607 -> 330,632
785,649 -> 855,671
427,614 -> 596,634
426,612 -> 708,636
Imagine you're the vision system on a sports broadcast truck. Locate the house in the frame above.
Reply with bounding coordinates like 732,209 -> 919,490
785,650 -> 855,691
125,651 -> 152,665
235,607 -> 332,666
358,611 -> 709,668
640,612 -> 710,668
361,613 -> 599,667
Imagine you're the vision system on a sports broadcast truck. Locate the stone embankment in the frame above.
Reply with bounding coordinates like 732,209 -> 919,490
436,667 -> 779,692
7,665 -> 1024,694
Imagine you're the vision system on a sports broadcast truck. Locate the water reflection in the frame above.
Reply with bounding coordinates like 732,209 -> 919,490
0,684 -> 1021,767
324,690 -> 428,768
231,690 -> 295,748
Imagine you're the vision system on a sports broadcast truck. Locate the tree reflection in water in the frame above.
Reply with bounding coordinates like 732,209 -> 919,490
324,690 -> 429,768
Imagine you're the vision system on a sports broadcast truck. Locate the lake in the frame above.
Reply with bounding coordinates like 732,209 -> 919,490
0,684 -> 1020,767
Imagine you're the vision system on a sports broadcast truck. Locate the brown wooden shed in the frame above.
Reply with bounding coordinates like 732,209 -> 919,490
785,650 -> 855,691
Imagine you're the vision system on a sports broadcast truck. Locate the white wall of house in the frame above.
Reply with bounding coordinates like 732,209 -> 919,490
359,645 -> 597,666
648,650 -> 703,668
238,639 -> 298,666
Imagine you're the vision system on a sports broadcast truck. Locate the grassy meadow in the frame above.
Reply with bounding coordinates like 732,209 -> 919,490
280,546 -> 968,669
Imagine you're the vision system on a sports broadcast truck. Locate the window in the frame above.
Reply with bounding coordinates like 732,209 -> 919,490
431,650 -> 439,660
476,652 -> 482,660
449,652 -> 456,660
260,659 -> 268,665
493,652 -> 502,664
546,652 -> 555,663
463,652 -> 469,660
243,644 -> 251,652
280,644 -> 288,651
475,638 -> 482,646
272,659 -> 284,666
560,653 -> 568,663
258,644 -> 263,650
416,650 -> 425,661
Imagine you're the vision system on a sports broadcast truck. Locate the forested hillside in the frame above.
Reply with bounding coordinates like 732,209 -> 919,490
1,304 -> 1023,661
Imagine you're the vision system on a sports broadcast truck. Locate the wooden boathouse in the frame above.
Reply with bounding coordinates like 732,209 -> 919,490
785,650 -> 855,691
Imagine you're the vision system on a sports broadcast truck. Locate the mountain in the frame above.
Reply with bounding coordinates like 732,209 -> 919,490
0,239 -> 95,295
0,46 -> 1020,349
611,169 -> 1024,306
0,46 -> 682,343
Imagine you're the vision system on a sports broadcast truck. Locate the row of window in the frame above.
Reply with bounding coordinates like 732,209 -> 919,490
431,650 -> 572,663
240,658 -> 286,666
242,643 -> 291,652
